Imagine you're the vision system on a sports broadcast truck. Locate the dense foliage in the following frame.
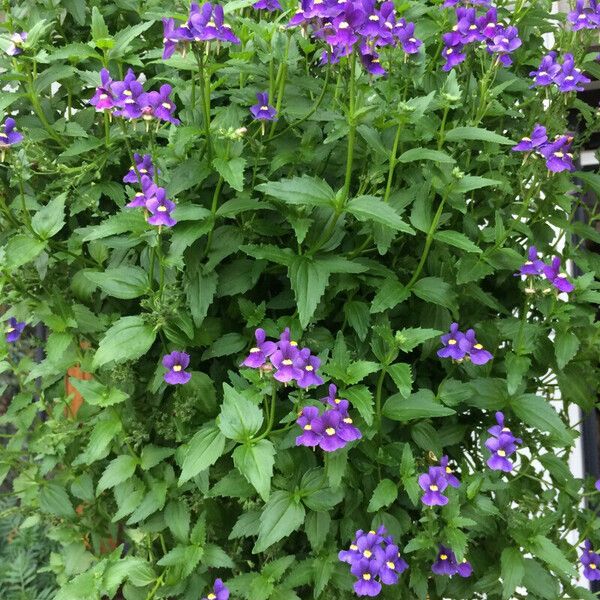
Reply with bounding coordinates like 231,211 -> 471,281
1,0 -> 600,598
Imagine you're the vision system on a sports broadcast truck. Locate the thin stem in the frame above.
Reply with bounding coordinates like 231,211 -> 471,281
437,105 -> 450,151
268,34 -> 291,138
145,574 -> 165,600
104,111 -> 110,148
203,176 -> 224,257
342,52 -> 357,202
375,369 -> 386,441
255,386 -> 278,441
195,50 -> 213,160
384,119 -> 404,204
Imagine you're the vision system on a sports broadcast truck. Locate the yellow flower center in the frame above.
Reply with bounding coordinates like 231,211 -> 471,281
123,90 -> 133,96
430,485 -> 439,491
325,427 -> 336,436
173,365 -> 182,372
339,21 -> 349,29
100,93 -> 108,100
343,417 -> 353,424
282,359 -> 293,366
368,530 -> 376,535
448,339 -> 457,345
305,365 -> 314,371
591,563 -> 597,570
157,205 -> 168,212
409,37 -> 416,43
440,554 -> 448,560
161,102 -> 171,109
369,15 -> 378,21
497,450 -> 506,457
555,151 -> 564,158
350,544 -> 358,551
260,105 -> 269,111
363,550 -> 372,558
334,398 -> 341,404
304,424 -> 312,431
290,341 -> 298,346
469,24 -> 477,30
565,75 -> 574,81
502,427 -> 510,432
139,168 -> 147,173
446,466 -> 452,474
208,594 -> 217,600
362,573 -> 371,581
474,343 -> 483,350
250,347 -> 260,353
386,561 -> 395,569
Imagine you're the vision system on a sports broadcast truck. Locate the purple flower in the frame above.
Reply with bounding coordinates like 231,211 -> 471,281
538,135 -> 575,173
437,323 -> 467,360
581,540 -> 600,581
418,467 -> 449,506
296,350 -> 324,389
378,544 -> 408,585
6,31 -> 27,56
512,124 -> 548,152
112,69 -> 144,119
313,409 -> 347,452
459,329 -> 493,365
455,7 -> 481,44
569,0 -> 600,30
351,559 -> 382,597
126,176 -> 158,208
123,153 -> 156,184
517,246 -> 545,276
440,456 -> 460,488
360,47 -> 386,76
5,317 -> 25,343
296,406 -> 322,447
457,558 -> 473,577
90,69 -> 115,111
396,21 -> 422,54
322,383 -> 345,409
162,18 -> 190,59
487,411 -> 518,439
432,546 -> 472,577
147,188 -> 177,227
250,91 -> 277,121
189,3 -> 240,44
138,84 -> 180,125
253,0 -> 282,11
441,36 -> 467,71
162,351 -> 191,385
595,479 -> 600,492
0,118 -> 24,153
530,52 -> 561,87
242,328 -> 277,368
271,341 -> 304,383
201,578 -> 229,600
542,256 -> 575,293
485,433 -> 519,471
554,53 -> 590,92
443,0 -> 490,6
487,25 -> 521,64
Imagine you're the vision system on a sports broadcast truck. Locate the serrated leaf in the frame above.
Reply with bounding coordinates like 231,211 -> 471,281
179,424 -> 226,485
397,148 -> 455,164
444,126 -> 515,145
213,157 -> 246,192
253,491 -> 306,553
256,176 -> 335,207
434,230 -> 481,253
510,394 -> 571,445
97,455 -> 138,495
554,330 -> 580,370
219,384 -> 263,441
186,270 -> 218,327
85,266 -> 148,299
233,439 -> 275,501
412,277 -> 457,310
288,255 -> 331,328
347,196 -> 414,234
395,327 -> 442,352
387,363 -> 412,397
501,547 -> 525,599
31,194 -> 66,239
383,389 -> 455,421
367,478 -> 398,512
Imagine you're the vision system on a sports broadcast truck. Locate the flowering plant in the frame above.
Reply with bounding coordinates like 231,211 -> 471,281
1,0 -> 600,598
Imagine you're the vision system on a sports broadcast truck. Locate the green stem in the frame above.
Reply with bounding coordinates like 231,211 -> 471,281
145,574 -> 164,600
26,73 -> 65,147
196,50 -> 212,160
255,386 -> 278,441
268,35 -> 291,139
103,112 -> 110,148
342,52 -> 358,202
16,167 -> 32,230
437,105 -> 450,151
383,119 -> 404,204
203,176 -> 224,257
375,369 -> 386,441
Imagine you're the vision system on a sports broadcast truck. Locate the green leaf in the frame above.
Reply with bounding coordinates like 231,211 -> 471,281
69,377 -> 129,407
79,211 -> 147,241
412,277 -> 457,310
92,316 -> 157,369
240,244 -> 294,266
343,385 -> 374,426
387,363 -> 412,398
367,478 -> 398,512
344,300 -> 370,341
91,6 -> 110,41
395,327 -> 442,352
233,439 -> 275,501
383,389 -> 456,422
213,157 -> 246,192
454,175 -> 502,194
347,196 -> 414,234
253,491 -> 306,553
510,394 -> 571,445
127,480 -> 167,524
97,455 -> 138,495
305,511 -> 331,552
501,547 -> 525,600
444,126 -> 515,145
140,445 -> 175,470
5,234 -> 46,269
201,333 -> 246,360
165,500 -> 190,543
522,559 -> 560,600
179,424 -> 226,485
186,270 -> 218,327
203,543 -> 235,568
434,230 -> 481,253
85,265 -> 148,299
397,148 -> 455,164
288,255 -> 331,328
529,535 -> 577,577
219,384 -> 263,441
370,278 -> 410,313
59,137 -> 103,157
39,484 -> 75,518
31,194 -> 66,239
554,330 -> 580,370
109,21 -> 154,59
256,176 -> 335,208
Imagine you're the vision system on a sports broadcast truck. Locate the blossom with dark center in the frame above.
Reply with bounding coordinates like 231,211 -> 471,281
5,317 -> 25,343
123,153 -> 155,184
271,341 -> 304,382
6,31 -> 27,56
0,118 -> 24,155
437,323 -> 467,360
554,53 -> 590,92
569,0 -> 600,30
137,85 -> 180,125
201,578 -> 229,600
529,52 -> 561,87
253,0 -> 281,10
295,405 -> 322,447
517,246 -> 545,276
242,327 -> 277,368
512,124 -> 548,152
189,2 -> 240,44
542,256 -> 575,293
432,546 -> 472,577
581,540 -> 600,580
485,432 -> 519,471
396,21 -> 422,54
459,329 -> 493,365
90,69 -> 116,112
313,409 -> 348,452
441,36 -> 467,71
296,349 -> 324,388
360,46 -> 386,76
440,455 -> 461,488
487,25 -> 521,65
455,7 -> 481,44
112,69 -> 144,119
147,188 -> 177,227
378,544 -> 408,585
418,467 -> 449,506
126,176 -> 158,208
250,92 -> 277,121
162,351 -> 191,385
162,18 -> 189,59
487,411 -> 520,440
351,558 -> 383,597
539,135 -> 575,173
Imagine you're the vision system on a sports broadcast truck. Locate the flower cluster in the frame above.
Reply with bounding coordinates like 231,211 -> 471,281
162,2 -> 240,59
162,351 -> 192,385
418,455 -> 461,506
568,0 -> 600,31
431,546 -> 472,577
124,156 -> 177,228
242,328 -> 323,388
90,68 -> 179,126
437,323 -> 493,365
530,52 -> 590,92
288,0 -> 422,76
0,117 -> 24,161
516,246 -> 575,294
512,124 -> 575,173
253,0 -> 281,12
295,384 -> 361,452
339,527 -> 408,596
443,0 -> 490,6
201,578 -> 229,600
442,6 -> 521,71
484,412 -> 521,472
6,31 -> 27,56
5,317 -> 25,343
581,540 -> 600,581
